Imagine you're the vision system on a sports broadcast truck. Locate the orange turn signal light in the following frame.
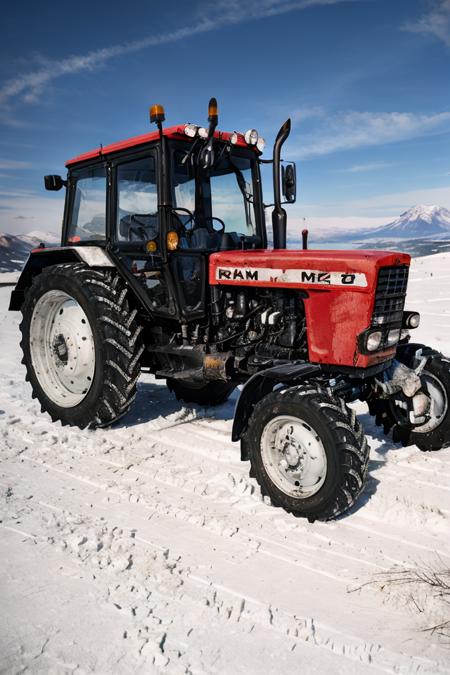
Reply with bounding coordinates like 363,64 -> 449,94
208,97 -> 218,122
150,104 -> 165,124
146,240 -> 157,253
166,230 -> 179,251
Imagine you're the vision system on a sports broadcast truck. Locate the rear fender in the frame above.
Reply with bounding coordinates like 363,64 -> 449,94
9,246 -> 114,311
232,362 -> 322,458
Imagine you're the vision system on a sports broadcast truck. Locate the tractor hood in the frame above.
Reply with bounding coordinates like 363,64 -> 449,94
209,249 -> 410,292
209,248 -> 411,369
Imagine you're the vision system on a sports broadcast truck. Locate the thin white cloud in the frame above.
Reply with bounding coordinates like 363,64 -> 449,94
287,214 -> 391,237
0,191 -> 63,234
345,184 -> 450,215
404,0 -> 450,48
0,0 -> 355,110
296,110 -> 450,159
292,105 -> 327,122
0,159 -> 31,170
340,161 -> 394,173
295,185 -> 450,219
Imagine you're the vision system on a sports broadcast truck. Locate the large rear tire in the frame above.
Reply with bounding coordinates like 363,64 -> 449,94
167,379 -> 235,406
368,344 -> 450,451
245,384 -> 370,521
20,263 -> 144,428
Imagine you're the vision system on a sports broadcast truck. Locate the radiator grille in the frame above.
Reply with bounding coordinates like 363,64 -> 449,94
372,265 -> 409,326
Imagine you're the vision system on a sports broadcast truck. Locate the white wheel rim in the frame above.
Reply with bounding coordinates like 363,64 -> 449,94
260,415 -> 327,498
415,372 -> 448,433
29,290 -> 96,408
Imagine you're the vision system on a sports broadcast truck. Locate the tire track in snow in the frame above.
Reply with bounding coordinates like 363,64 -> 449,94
0,504 -> 444,675
12,455 -> 363,584
3,412 -> 448,570
10,440 -> 432,571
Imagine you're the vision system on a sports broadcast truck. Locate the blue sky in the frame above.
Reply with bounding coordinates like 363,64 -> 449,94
0,0 -> 449,239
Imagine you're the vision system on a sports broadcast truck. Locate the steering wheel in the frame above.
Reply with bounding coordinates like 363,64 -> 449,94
203,216 -> 225,233
122,213 -> 159,242
170,207 -> 195,233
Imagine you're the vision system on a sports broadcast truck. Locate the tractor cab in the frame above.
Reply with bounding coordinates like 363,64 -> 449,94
56,100 -> 294,323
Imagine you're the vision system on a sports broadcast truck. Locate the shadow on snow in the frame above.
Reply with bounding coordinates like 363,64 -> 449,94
115,380 -> 391,522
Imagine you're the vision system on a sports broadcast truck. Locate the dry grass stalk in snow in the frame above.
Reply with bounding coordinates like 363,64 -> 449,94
374,564 -> 450,641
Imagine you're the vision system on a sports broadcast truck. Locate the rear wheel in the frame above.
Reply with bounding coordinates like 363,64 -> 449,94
20,263 -> 143,428
167,379 -> 235,406
368,345 -> 450,451
245,384 -> 370,521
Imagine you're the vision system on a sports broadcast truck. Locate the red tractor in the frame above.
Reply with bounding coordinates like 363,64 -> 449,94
10,99 -> 450,521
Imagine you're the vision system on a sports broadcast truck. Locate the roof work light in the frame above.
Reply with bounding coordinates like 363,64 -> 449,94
208,97 -> 218,124
150,104 -> 165,125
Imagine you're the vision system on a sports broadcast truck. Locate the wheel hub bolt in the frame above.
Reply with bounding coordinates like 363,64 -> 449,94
53,333 -> 69,365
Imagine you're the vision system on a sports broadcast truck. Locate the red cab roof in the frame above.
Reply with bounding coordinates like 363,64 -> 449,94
65,126 -> 254,167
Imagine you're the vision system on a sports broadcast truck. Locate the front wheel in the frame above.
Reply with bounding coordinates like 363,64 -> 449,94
368,344 -> 450,451
245,384 -> 370,521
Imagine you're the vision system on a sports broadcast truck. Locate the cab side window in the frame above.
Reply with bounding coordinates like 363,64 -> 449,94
117,156 -> 158,243
68,166 -> 106,242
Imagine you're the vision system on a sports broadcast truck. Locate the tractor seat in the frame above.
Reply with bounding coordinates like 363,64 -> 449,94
119,213 -> 158,242
188,227 -> 220,251
219,232 -> 241,250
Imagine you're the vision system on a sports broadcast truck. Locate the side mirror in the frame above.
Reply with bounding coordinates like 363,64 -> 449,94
44,175 -> 66,191
282,162 -> 297,203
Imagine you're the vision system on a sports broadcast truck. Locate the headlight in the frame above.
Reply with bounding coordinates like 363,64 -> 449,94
403,311 -> 420,329
184,124 -> 198,138
244,129 -> 259,145
256,136 -> 266,152
366,331 -> 383,351
230,132 -> 238,145
387,329 -> 401,346
198,126 -> 208,139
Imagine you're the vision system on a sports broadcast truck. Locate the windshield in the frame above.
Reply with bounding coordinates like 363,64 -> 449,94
172,143 -> 257,238
210,155 -> 255,236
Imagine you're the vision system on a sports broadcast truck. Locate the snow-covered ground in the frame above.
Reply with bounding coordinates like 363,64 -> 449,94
1,254 -> 450,674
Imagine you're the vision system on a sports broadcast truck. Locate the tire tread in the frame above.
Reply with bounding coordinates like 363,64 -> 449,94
19,263 -> 143,428
246,383 -> 370,521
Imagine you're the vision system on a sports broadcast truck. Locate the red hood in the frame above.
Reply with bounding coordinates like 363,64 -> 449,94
209,248 -> 411,369
209,249 -> 410,292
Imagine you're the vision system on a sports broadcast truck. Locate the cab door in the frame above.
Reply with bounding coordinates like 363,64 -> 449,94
111,149 -> 176,317
166,145 -> 208,320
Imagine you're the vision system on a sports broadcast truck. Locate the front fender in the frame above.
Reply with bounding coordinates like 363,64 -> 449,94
232,362 -> 321,449
9,246 -> 114,311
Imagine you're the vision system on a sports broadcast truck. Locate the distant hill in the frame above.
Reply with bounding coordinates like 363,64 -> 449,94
290,205 -> 450,256
20,230 -> 61,246
358,205 -> 450,241
0,232 -> 59,272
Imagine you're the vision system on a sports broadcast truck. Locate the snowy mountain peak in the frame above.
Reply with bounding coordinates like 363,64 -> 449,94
399,204 -> 448,221
24,230 -> 60,244
370,204 -> 450,239
0,231 -> 59,272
